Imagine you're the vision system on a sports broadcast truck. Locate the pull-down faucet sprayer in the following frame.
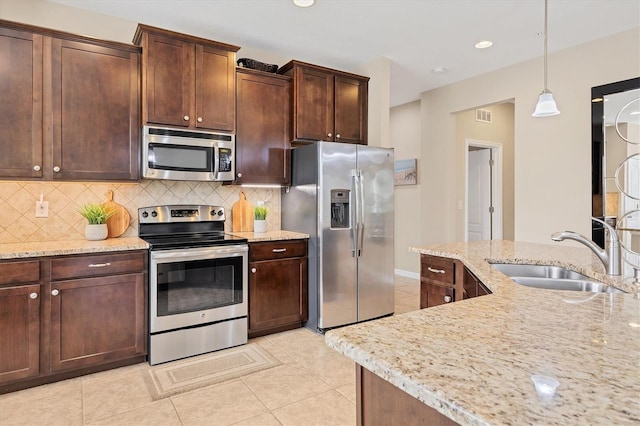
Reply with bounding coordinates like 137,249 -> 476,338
551,217 -> 621,276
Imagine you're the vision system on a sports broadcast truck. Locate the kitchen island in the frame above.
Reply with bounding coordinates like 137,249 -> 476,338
325,240 -> 640,425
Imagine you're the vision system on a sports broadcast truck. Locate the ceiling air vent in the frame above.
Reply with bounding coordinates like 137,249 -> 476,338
475,108 -> 492,123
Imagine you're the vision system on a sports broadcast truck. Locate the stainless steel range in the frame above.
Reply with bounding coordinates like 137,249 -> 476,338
138,205 -> 248,365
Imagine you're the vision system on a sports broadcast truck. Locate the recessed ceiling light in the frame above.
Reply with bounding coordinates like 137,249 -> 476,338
293,0 -> 315,7
431,66 -> 446,74
475,40 -> 493,49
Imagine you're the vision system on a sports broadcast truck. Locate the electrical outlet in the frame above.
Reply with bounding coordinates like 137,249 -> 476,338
35,201 -> 49,218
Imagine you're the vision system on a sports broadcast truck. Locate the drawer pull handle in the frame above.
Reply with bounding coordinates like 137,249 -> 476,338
444,295 -> 452,303
29,292 -> 38,300
51,289 -> 59,296
427,267 -> 446,274
88,263 -> 111,268
272,248 -> 287,253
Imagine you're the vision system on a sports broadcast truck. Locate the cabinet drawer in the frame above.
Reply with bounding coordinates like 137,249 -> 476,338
0,260 -> 40,285
420,255 -> 455,285
250,240 -> 307,261
51,251 -> 146,280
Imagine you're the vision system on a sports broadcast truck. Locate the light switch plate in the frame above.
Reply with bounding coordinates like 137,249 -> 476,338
35,201 -> 49,218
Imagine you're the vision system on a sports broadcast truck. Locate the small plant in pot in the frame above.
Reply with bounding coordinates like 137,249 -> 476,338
79,203 -> 114,240
254,205 -> 268,233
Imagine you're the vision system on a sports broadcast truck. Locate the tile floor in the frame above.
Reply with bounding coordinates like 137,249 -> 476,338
0,276 -> 419,426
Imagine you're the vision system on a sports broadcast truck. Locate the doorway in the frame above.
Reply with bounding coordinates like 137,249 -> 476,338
465,139 -> 503,241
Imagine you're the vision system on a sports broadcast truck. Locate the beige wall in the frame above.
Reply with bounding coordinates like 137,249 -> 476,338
357,57 -> 391,148
420,27 -> 640,246
390,101 -> 421,275
455,103 -> 515,241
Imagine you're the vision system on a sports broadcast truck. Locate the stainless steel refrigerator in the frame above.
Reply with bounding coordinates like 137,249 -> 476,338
282,142 -> 394,332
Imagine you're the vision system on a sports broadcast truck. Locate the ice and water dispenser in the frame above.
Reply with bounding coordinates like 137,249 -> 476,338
330,189 -> 350,229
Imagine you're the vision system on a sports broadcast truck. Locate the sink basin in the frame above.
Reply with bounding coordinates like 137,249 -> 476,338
490,263 -> 590,280
490,263 -> 625,294
511,277 -> 625,294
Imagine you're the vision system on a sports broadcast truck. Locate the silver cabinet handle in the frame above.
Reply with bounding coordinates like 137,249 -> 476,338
88,262 -> 111,268
444,295 -> 452,303
427,267 -> 446,274
51,289 -> 59,296
251,267 -> 256,273
33,165 -> 41,172
336,133 -> 341,139
53,166 -> 60,172
272,248 -> 287,253
29,292 -> 38,299
327,132 -> 332,138
197,117 -> 203,123
183,115 -> 190,121
237,173 -> 243,178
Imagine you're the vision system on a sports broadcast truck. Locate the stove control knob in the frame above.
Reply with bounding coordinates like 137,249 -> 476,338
151,210 -> 158,218
210,209 -> 216,216
142,211 -> 149,218
217,210 -> 224,216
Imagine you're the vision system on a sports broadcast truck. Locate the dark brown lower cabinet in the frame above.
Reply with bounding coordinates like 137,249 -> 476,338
0,251 -> 147,394
50,273 -> 146,372
248,239 -> 308,338
357,365 -> 459,426
0,284 -> 41,383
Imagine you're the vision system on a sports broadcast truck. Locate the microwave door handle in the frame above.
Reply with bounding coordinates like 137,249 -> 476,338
213,145 -> 220,180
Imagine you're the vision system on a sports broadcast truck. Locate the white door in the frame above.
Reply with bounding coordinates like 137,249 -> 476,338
467,149 -> 491,241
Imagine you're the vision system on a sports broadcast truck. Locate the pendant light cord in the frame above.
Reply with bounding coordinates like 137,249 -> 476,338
543,0 -> 548,91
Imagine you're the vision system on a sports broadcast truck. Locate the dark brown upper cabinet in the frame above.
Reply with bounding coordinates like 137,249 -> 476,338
278,60 -> 369,145
133,24 -> 239,133
235,68 -> 291,185
0,20 -> 140,181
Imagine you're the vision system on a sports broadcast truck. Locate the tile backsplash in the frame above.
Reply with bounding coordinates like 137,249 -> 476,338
0,180 -> 280,243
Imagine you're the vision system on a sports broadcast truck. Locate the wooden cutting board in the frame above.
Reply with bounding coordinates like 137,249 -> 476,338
232,191 -> 253,232
103,190 -> 130,238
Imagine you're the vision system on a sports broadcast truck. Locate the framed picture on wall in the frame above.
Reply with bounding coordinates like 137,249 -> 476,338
394,159 -> 417,186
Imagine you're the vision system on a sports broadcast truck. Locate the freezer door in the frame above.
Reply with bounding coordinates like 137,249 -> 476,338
318,142 -> 358,329
356,145 -> 395,321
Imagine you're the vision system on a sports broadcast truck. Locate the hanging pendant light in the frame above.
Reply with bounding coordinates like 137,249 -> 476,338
532,0 -> 560,117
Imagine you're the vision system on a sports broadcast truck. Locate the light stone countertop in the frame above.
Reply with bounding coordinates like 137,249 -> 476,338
325,240 -> 640,426
228,230 -> 309,242
0,237 -> 149,259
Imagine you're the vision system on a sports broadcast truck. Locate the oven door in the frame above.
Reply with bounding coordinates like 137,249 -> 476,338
149,244 -> 248,333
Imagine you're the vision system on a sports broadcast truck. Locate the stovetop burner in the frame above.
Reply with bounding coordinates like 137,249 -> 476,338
138,204 -> 247,250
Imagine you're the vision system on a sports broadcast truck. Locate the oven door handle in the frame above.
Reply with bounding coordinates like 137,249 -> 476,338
151,245 -> 248,261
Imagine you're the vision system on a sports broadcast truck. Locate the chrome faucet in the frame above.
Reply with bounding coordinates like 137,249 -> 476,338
551,217 -> 621,276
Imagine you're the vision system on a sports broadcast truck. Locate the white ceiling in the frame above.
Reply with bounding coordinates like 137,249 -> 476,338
50,0 -> 640,107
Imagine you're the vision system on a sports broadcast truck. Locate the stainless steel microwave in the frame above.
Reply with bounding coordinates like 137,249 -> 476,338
142,126 -> 235,181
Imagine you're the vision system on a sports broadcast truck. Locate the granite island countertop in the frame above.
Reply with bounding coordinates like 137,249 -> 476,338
325,240 -> 640,425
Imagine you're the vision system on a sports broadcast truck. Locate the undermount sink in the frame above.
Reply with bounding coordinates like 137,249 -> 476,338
490,263 -> 625,294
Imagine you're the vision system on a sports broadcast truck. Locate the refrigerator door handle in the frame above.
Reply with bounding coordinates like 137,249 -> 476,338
357,169 -> 365,256
350,170 -> 358,257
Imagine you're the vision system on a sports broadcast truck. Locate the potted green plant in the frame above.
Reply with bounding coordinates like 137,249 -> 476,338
254,204 -> 268,233
79,203 -> 114,240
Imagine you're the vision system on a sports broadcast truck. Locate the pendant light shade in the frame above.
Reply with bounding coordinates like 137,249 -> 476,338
532,0 -> 560,117
533,90 -> 560,117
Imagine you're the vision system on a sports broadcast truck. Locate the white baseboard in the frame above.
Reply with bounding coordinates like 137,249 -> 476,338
394,269 -> 420,280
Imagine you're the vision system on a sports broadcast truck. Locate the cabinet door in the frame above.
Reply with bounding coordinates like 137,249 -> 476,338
51,38 -> 140,180
334,76 -> 367,145
0,28 -> 43,178
195,44 -> 235,132
0,284 -> 40,383
420,283 -> 454,309
50,273 -> 146,372
249,258 -> 305,335
295,66 -> 334,141
144,33 -> 192,127
236,70 -> 291,184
